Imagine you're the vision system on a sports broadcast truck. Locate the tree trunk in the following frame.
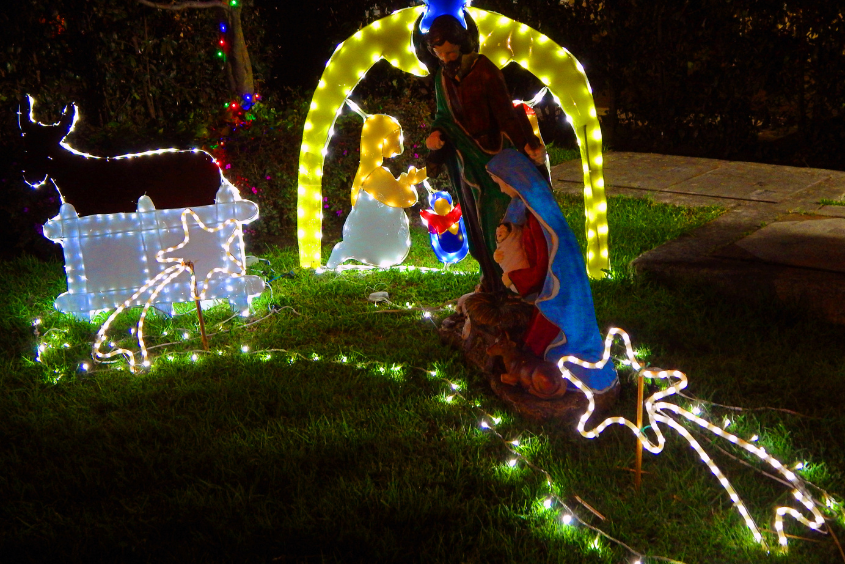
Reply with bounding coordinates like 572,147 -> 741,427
227,6 -> 254,99
137,0 -> 254,100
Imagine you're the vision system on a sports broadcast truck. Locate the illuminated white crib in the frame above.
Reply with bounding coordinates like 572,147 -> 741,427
43,184 -> 265,320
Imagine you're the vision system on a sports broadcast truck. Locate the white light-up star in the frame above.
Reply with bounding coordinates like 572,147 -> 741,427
93,208 -> 253,373
157,209 -> 244,299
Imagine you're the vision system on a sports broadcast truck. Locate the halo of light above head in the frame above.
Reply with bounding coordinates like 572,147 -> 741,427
419,0 -> 469,33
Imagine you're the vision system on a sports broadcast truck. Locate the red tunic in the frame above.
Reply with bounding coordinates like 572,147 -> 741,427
437,55 -> 541,154
507,213 -> 560,357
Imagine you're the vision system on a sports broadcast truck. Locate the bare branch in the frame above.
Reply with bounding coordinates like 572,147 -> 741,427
137,0 -> 228,11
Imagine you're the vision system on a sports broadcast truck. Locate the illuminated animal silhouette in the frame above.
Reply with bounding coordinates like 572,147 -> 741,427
18,96 -> 227,216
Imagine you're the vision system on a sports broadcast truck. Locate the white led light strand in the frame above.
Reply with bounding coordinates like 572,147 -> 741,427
559,328 -> 827,548
93,264 -> 187,371
33,272 -> 837,557
21,96 -> 219,182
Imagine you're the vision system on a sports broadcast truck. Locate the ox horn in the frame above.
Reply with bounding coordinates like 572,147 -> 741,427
58,103 -> 77,136
18,95 -> 35,134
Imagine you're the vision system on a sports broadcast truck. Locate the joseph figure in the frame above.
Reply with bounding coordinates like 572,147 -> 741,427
422,14 -> 546,291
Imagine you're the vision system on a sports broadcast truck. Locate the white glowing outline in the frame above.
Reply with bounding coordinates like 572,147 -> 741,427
93,264 -> 187,371
92,208 -> 252,371
157,209 -> 246,299
560,328 -> 826,548
20,95 -> 218,188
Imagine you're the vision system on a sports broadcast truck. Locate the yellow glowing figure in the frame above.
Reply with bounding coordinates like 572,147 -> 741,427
298,6 -> 610,278
326,103 -> 426,269
347,103 -> 425,208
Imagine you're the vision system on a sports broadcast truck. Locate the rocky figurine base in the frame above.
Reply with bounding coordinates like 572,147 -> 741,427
439,311 -> 619,423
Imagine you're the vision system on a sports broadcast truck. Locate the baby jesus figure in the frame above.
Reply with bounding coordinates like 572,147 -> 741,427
493,222 -> 529,293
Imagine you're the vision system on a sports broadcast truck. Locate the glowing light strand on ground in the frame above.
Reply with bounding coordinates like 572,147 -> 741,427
33,304 -> 842,558
559,328 -> 827,548
424,362 -> 669,562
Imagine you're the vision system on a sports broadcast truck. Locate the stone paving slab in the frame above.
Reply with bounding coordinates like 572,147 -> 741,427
722,217 -> 845,274
552,151 -> 845,205
550,152 -> 845,323
555,152 -> 724,191
679,164 -> 828,202
816,205 -> 845,218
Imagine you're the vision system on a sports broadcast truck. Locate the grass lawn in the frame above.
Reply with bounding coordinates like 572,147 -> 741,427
1,191 -> 844,563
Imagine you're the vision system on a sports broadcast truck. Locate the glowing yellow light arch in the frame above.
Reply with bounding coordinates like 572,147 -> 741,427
297,6 -> 610,279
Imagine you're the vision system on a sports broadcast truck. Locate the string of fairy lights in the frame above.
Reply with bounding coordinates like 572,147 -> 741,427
214,0 -> 259,113
29,283 -> 845,561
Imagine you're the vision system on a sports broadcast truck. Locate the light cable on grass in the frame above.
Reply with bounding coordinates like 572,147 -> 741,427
319,264 -> 478,276
676,391 -> 816,419
143,305 -> 296,354
44,304 -> 295,375
690,425 -> 845,538
68,319 -> 842,557
415,365 -> 678,564
364,298 -> 458,316
34,299 -> 842,558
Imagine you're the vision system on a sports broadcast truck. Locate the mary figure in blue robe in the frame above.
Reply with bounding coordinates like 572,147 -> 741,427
486,149 -> 618,394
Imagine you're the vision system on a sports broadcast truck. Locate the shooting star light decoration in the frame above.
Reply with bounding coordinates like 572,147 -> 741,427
91,205 -> 260,372
561,328 -> 826,549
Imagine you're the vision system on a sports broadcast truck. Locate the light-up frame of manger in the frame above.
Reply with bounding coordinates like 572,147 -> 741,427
297,6 -> 610,279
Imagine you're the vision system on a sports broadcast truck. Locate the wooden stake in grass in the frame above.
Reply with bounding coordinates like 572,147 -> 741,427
183,261 -> 209,351
635,370 -> 645,490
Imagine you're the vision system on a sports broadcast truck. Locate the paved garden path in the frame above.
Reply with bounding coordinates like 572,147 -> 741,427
551,152 -> 845,323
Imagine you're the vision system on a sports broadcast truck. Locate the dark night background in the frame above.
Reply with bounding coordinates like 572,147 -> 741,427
1,0 -> 844,256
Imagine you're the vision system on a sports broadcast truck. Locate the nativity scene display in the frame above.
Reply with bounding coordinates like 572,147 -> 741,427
10,0 -> 836,554
304,2 -> 832,547
12,0 -> 647,422
299,2 -> 618,417
296,0 -> 611,279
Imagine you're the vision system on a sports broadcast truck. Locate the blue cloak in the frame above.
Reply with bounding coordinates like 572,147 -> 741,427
486,149 -> 617,392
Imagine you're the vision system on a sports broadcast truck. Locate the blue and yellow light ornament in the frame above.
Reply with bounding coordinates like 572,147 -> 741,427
420,190 -> 468,264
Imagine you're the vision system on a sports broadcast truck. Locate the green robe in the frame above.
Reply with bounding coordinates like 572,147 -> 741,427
430,55 -> 537,275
